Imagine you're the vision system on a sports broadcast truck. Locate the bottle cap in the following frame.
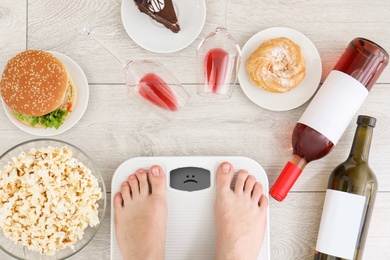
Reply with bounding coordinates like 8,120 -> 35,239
357,115 -> 376,127
269,162 -> 303,201
333,38 -> 389,91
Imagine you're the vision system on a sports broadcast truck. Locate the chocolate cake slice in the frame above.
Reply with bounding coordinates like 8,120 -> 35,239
134,0 -> 181,33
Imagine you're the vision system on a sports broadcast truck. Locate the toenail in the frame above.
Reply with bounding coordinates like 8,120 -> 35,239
122,181 -> 127,186
129,175 -> 136,180
152,167 -> 161,176
137,169 -> 145,174
222,163 -> 231,172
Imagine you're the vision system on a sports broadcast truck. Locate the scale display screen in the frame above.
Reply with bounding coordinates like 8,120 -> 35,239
170,167 -> 211,191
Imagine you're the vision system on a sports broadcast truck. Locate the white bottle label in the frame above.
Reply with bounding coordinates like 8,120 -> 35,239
299,70 -> 368,145
315,189 -> 366,259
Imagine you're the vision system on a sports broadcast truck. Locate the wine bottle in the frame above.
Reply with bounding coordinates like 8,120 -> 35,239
270,38 -> 388,202
314,115 -> 377,260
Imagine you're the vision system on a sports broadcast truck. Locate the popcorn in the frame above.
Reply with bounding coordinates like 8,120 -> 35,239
0,146 -> 102,255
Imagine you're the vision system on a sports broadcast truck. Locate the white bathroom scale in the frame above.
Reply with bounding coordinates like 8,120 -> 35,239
111,156 -> 270,260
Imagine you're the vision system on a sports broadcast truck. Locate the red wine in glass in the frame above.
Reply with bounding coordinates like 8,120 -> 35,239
138,73 -> 179,111
204,48 -> 231,93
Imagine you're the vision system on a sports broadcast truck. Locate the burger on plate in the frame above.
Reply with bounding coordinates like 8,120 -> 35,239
0,50 -> 77,129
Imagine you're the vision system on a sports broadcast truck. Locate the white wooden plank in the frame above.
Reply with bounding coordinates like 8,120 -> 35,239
1,193 -> 389,259
0,0 -> 26,69
227,0 -> 390,84
24,0 -> 390,84
1,84 -> 390,192
269,192 -> 390,259
1,0 -> 390,259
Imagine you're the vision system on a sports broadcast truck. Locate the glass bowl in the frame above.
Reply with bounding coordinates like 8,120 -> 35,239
0,139 -> 106,260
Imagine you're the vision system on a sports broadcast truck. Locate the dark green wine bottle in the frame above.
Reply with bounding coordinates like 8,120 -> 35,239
314,115 -> 378,260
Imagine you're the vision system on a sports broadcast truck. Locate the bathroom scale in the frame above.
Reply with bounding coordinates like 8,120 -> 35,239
110,156 -> 270,260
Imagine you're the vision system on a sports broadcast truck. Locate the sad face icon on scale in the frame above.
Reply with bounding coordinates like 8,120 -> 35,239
170,167 -> 211,192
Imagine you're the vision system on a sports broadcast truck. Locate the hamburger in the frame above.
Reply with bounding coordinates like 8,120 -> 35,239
0,50 -> 77,129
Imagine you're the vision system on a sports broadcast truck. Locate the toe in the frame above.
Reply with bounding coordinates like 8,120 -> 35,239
216,162 -> 235,194
251,182 -> 263,202
113,192 -> 123,209
234,170 -> 249,193
120,181 -> 131,203
259,194 -> 269,211
244,175 -> 257,196
136,169 -> 149,196
148,165 -> 166,197
128,174 -> 140,198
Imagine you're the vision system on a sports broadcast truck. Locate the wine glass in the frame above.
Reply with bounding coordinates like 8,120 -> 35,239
79,21 -> 190,121
197,0 -> 241,98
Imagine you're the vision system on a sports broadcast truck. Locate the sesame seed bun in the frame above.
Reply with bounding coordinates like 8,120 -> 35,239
14,77 -> 77,129
0,50 -> 70,117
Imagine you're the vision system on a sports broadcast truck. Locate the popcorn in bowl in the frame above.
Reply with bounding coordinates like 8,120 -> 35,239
0,145 -> 103,256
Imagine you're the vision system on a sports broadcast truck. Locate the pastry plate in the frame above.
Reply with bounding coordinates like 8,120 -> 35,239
121,0 -> 206,53
2,51 -> 89,136
238,27 -> 322,111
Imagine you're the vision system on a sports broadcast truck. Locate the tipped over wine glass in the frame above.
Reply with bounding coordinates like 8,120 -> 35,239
197,0 -> 241,98
79,21 -> 190,121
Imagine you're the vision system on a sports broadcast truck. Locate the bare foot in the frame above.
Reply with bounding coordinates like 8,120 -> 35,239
214,162 -> 268,260
114,166 -> 167,260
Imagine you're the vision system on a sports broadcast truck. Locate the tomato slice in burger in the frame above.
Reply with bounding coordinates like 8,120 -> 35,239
66,101 -> 73,112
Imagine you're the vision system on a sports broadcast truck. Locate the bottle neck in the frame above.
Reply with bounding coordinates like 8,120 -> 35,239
348,124 -> 374,162
269,155 -> 307,201
290,154 -> 308,168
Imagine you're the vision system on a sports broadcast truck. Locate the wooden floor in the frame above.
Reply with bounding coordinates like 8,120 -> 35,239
1,0 -> 390,259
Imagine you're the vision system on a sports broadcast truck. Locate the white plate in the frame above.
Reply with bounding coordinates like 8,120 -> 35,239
238,27 -> 322,111
2,51 -> 89,136
121,0 -> 206,53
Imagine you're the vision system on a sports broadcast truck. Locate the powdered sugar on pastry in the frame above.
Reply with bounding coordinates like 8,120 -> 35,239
246,37 -> 306,93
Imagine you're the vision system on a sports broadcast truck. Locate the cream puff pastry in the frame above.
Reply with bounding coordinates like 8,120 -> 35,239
246,37 -> 306,93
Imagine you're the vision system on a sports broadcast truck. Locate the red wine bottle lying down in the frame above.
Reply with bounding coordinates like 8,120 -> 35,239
270,38 -> 389,202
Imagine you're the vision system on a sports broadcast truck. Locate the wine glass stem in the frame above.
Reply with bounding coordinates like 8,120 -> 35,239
81,22 -> 126,66
89,33 -> 125,66
218,0 -> 228,28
